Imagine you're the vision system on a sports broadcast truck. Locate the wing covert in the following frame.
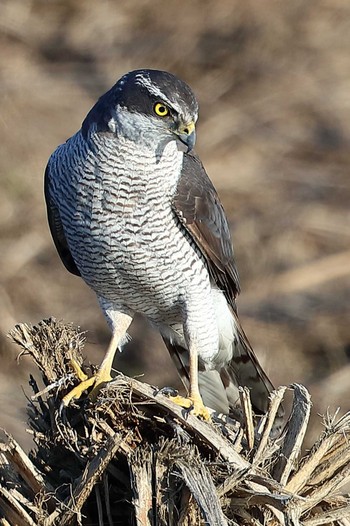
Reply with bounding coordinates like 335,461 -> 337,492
44,164 -> 81,277
173,152 -> 240,306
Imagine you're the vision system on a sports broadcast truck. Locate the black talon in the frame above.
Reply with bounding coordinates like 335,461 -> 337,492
58,400 -> 68,422
157,386 -> 178,397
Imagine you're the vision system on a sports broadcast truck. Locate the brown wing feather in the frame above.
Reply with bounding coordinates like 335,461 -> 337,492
171,152 -> 284,428
44,164 -> 81,277
172,152 -> 240,307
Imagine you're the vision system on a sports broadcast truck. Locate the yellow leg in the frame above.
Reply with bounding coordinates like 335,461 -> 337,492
169,345 -> 211,421
62,320 -> 130,406
89,330 -> 121,401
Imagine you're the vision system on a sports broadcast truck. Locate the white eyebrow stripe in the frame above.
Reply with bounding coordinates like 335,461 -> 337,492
134,73 -> 183,115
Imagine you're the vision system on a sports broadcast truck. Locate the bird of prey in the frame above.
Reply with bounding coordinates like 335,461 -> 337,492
45,69 -> 282,423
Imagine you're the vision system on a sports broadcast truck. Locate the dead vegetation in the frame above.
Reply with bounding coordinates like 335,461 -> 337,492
0,318 -> 349,525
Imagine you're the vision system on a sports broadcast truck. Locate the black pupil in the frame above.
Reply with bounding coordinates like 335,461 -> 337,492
158,105 -> 166,113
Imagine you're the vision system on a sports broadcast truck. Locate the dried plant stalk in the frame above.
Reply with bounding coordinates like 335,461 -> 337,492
0,319 -> 348,526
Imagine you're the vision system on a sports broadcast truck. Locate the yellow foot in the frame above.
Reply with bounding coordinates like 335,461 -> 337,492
69,358 -> 89,382
62,359 -> 111,407
169,393 -> 211,421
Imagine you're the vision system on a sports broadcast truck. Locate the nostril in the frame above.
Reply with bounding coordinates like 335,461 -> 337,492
183,128 -> 189,135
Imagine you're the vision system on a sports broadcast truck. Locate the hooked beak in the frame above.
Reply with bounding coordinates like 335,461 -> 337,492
175,121 -> 196,152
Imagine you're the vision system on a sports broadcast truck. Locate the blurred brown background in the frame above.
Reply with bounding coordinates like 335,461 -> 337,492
0,0 -> 349,450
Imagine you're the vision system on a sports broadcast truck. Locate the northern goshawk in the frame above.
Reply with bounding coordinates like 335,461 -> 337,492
45,69 -> 282,423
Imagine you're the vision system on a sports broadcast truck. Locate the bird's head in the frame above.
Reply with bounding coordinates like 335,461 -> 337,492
82,69 -> 198,153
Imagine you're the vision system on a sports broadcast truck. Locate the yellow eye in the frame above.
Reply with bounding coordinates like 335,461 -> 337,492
154,102 -> 169,117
